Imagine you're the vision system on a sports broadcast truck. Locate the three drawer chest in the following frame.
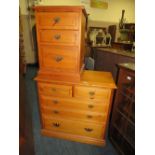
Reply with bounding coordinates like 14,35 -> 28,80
34,6 -> 116,146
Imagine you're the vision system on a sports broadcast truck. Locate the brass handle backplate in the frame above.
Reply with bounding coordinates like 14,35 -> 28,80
52,100 -> 58,104
88,105 -> 94,108
53,110 -> 59,114
52,122 -> 60,127
84,128 -> 93,132
87,115 -> 93,119
89,91 -> 95,96
55,56 -> 63,62
51,88 -> 56,91
54,34 -> 61,40
53,17 -> 61,23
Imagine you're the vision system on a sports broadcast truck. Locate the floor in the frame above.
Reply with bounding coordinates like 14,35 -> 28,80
24,65 -> 119,155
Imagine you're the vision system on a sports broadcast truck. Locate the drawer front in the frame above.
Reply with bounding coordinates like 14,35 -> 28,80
40,46 -> 78,72
39,30 -> 79,46
119,68 -> 135,85
41,106 -> 107,123
43,117 -> 105,139
38,83 -> 72,97
40,96 -> 108,113
37,12 -> 79,30
74,86 -> 110,100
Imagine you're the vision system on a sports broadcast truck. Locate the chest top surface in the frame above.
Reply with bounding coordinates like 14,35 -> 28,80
35,70 -> 116,89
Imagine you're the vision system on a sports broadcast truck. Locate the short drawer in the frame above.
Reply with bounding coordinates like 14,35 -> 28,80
43,117 -> 105,139
37,12 -> 79,30
74,85 -> 110,100
39,30 -> 79,46
38,83 -> 72,97
40,96 -> 108,113
119,68 -> 135,85
41,106 -> 107,123
39,45 -> 78,72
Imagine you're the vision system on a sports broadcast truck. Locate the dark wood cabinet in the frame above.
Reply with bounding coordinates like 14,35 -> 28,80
92,47 -> 134,81
109,63 -> 135,155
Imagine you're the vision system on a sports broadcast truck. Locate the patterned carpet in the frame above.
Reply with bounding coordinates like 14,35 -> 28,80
25,66 -> 118,155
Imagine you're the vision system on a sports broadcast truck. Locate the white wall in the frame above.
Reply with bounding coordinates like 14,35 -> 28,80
37,0 -> 135,23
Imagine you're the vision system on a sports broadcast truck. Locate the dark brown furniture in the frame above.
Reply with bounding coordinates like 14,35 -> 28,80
109,63 -> 135,155
93,47 -> 135,81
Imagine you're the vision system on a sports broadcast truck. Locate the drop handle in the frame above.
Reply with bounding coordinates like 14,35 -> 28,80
89,91 -> 95,96
52,122 -> 60,127
88,105 -> 94,108
87,115 -> 93,119
53,17 -> 61,23
84,128 -> 93,132
51,88 -> 56,91
52,100 -> 58,104
53,110 -> 59,114
54,34 -> 61,40
54,56 -> 63,62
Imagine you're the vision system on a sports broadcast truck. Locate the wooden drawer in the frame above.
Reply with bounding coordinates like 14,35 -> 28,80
37,12 -> 79,30
41,106 -> 107,123
119,68 -> 135,85
43,117 -> 105,139
40,96 -> 108,113
39,30 -> 79,46
40,45 -> 78,72
38,83 -> 72,97
74,86 -> 110,100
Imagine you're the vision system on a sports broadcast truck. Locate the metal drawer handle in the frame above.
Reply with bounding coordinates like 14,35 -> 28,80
89,91 -> 95,96
54,34 -> 61,40
55,56 -> 63,62
87,115 -> 93,119
126,76 -> 132,81
84,128 -> 93,132
53,17 -> 61,23
52,122 -> 60,127
51,88 -> 56,91
52,100 -> 58,104
88,105 -> 94,108
53,110 -> 59,114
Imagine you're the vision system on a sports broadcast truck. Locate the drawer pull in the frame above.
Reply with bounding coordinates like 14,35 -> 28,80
89,91 -> 95,96
87,115 -> 93,119
90,97 -> 94,99
55,56 -> 63,62
53,17 -> 61,23
52,122 -> 60,127
88,105 -> 94,108
51,88 -> 56,91
52,100 -> 58,104
53,110 -> 59,114
126,76 -> 132,81
84,128 -> 93,132
54,34 -> 61,40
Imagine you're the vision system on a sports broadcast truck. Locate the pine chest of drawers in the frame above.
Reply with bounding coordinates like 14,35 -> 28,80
34,6 -> 116,146
35,70 -> 116,146
34,6 -> 87,82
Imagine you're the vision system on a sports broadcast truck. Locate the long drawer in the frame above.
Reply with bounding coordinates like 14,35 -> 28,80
40,96 -> 108,113
38,83 -> 72,97
74,85 -> 110,101
39,30 -> 79,46
43,117 -> 105,139
41,106 -> 107,123
39,45 -> 78,72
37,12 -> 79,30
